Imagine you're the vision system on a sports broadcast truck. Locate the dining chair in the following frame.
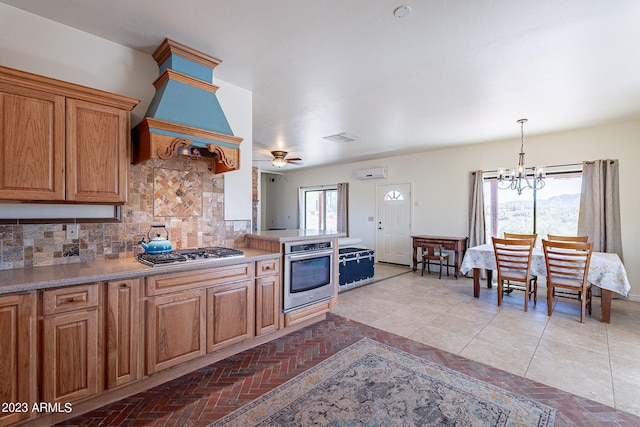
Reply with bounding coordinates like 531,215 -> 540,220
492,237 -> 536,311
502,233 -> 538,296
542,239 -> 594,323
421,244 -> 450,279
545,235 -> 589,298
546,234 -> 589,242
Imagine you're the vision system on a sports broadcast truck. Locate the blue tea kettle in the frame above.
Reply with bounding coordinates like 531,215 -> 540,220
139,225 -> 173,254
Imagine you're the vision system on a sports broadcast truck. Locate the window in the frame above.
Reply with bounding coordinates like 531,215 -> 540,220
300,186 -> 337,231
483,169 -> 582,244
383,190 -> 404,201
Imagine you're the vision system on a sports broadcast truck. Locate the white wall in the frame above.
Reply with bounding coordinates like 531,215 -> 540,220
219,82 -> 253,221
265,119 -> 640,300
0,3 -> 253,222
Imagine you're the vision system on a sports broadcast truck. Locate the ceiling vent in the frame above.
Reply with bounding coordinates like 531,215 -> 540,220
323,132 -> 360,143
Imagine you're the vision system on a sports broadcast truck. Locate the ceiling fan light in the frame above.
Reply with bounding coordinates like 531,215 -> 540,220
272,158 -> 287,168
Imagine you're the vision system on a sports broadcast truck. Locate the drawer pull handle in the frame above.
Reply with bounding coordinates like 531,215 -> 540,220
67,297 -> 76,303
120,283 -> 129,288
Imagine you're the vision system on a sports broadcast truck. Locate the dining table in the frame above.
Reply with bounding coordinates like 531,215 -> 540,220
459,243 -> 631,323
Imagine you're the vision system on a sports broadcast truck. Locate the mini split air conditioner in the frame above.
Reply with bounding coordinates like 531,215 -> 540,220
356,167 -> 387,180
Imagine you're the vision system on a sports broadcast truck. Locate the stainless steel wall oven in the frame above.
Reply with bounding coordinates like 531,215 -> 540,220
283,240 -> 335,312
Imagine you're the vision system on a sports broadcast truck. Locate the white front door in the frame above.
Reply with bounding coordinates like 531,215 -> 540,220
376,183 -> 412,265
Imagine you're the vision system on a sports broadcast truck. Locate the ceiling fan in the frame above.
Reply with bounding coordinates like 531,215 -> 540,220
258,150 -> 303,168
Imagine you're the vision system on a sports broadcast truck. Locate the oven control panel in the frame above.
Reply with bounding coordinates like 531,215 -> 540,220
286,240 -> 333,254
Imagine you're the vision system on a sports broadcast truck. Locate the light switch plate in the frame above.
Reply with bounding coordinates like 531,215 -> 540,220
66,224 -> 79,240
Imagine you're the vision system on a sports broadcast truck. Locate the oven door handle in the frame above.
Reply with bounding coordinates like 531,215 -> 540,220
285,249 -> 334,260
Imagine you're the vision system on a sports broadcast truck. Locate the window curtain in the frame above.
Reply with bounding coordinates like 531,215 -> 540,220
578,159 -> 623,260
468,170 -> 486,248
337,182 -> 349,234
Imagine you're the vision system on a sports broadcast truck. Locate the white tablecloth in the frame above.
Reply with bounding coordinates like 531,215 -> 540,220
460,243 -> 630,297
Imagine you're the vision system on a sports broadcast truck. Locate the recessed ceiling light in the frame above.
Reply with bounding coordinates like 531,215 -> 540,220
394,6 -> 412,18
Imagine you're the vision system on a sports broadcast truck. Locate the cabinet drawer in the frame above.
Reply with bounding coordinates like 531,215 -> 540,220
256,259 -> 280,277
284,300 -> 331,327
42,284 -> 99,316
145,263 -> 253,296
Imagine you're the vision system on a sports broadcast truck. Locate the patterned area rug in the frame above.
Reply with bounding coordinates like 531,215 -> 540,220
211,338 -> 555,426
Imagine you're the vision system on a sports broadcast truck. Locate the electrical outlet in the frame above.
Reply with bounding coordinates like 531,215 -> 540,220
66,224 -> 79,240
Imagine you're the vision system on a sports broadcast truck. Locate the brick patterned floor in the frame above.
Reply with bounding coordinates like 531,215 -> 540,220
57,313 -> 640,426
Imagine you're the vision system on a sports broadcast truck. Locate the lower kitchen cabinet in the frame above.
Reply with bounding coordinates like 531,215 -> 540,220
0,292 -> 36,427
284,299 -> 332,328
145,289 -> 206,375
255,275 -> 279,336
41,284 -> 101,404
106,279 -> 141,389
207,280 -> 254,353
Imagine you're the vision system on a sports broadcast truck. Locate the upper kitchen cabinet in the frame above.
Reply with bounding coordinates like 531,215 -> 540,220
0,65 -> 139,204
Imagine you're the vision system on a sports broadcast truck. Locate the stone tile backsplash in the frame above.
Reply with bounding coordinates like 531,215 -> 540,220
0,156 -> 252,270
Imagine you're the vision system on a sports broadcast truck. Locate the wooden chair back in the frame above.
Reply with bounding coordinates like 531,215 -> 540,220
542,239 -> 594,323
492,237 -> 536,311
504,232 -> 538,245
546,234 -> 588,242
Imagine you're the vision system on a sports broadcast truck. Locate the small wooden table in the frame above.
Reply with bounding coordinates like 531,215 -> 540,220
411,235 -> 468,278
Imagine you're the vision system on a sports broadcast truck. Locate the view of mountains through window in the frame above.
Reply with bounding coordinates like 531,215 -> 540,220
483,173 -> 582,244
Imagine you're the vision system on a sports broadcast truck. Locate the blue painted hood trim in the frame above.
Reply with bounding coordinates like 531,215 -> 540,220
143,51 -> 235,137
146,79 -> 233,135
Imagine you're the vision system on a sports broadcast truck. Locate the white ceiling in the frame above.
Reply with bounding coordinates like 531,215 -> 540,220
3,0 -> 640,171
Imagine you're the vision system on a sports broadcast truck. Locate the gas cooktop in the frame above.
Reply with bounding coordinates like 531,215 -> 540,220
136,247 -> 244,267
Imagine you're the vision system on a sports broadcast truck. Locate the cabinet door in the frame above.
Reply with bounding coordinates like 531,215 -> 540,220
145,289 -> 206,375
207,280 -> 254,353
106,279 -> 140,389
66,98 -> 129,203
256,275 -> 280,336
42,308 -> 100,403
0,293 -> 36,426
0,83 -> 65,201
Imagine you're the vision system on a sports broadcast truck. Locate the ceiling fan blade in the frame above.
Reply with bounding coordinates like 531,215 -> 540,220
287,160 -> 303,165
286,157 -> 302,161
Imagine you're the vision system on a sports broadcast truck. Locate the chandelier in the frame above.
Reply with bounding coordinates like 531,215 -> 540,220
497,118 -> 545,195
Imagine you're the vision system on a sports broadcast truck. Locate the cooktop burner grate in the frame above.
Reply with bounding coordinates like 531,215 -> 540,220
136,247 -> 244,267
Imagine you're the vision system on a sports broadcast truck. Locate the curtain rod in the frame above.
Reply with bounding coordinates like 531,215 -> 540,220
299,184 -> 338,189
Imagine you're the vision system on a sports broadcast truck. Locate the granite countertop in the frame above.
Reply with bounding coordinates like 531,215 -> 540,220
248,229 -> 346,243
0,248 -> 280,295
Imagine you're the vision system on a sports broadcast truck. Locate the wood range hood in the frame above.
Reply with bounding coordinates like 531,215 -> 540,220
132,39 -> 243,173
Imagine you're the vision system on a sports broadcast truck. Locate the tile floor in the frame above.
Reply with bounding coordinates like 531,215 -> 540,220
333,262 -> 640,417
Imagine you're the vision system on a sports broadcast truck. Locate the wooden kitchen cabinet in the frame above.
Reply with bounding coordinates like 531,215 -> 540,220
0,65 -> 138,203
106,279 -> 141,389
0,293 -> 36,427
41,284 -> 102,404
145,288 -> 206,375
66,98 -> 130,203
0,81 -> 65,201
206,280 -> 255,353
255,259 -> 280,336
